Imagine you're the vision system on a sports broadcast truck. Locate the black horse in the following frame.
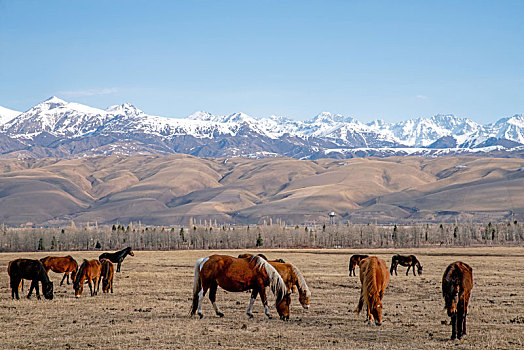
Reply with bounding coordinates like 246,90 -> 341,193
348,254 -> 369,277
99,247 -> 134,272
390,254 -> 423,276
8,258 -> 54,300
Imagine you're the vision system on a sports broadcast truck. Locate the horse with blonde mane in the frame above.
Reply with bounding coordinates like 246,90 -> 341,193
356,256 -> 390,326
238,253 -> 311,320
191,254 -> 287,319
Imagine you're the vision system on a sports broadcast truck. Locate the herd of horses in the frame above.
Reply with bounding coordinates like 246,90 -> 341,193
7,247 -> 134,299
6,248 -> 473,341
191,252 -> 472,340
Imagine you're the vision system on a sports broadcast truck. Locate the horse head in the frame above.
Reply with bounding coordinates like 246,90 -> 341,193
298,290 -> 310,309
43,281 -> 53,300
127,247 -> 135,256
371,303 -> 383,326
276,293 -> 291,321
443,284 -> 459,316
73,279 -> 83,297
417,264 -> 423,275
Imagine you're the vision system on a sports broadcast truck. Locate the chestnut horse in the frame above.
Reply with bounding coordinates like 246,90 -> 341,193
356,256 -> 390,326
349,254 -> 369,277
100,259 -> 114,293
7,259 -> 54,300
40,255 -> 78,286
73,259 -> 102,297
390,254 -> 423,276
99,247 -> 134,272
442,261 -> 473,340
191,254 -> 287,319
237,253 -> 311,320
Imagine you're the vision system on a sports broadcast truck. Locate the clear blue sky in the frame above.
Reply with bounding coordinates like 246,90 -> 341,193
1,0 -> 522,123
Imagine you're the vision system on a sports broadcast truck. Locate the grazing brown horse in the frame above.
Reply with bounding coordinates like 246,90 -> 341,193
390,254 -> 423,276
442,261 -> 473,340
73,259 -> 102,297
7,259 -> 54,300
40,255 -> 78,286
349,254 -> 369,277
237,253 -> 310,320
356,256 -> 390,326
191,254 -> 287,319
100,259 -> 114,293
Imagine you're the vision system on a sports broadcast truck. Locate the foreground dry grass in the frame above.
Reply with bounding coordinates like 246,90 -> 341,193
1,248 -> 523,349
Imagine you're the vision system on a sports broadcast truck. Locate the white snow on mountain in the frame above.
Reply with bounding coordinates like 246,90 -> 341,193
0,97 -> 522,157
0,105 -> 21,125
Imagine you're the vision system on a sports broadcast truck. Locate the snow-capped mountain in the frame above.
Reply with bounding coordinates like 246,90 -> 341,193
0,105 -> 21,125
0,97 -> 522,159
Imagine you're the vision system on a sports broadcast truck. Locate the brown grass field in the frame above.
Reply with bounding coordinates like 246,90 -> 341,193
1,247 -> 523,349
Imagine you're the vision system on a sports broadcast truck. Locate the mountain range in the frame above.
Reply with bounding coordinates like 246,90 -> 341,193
1,96 -> 523,159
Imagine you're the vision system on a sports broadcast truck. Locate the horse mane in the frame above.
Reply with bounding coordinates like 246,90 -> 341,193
252,256 -> 287,305
290,264 -> 311,297
74,260 -> 87,287
37,261 -> 51,284
363,259 -> 381,310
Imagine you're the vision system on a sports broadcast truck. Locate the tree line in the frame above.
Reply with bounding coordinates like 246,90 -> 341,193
1,220 -> 523,253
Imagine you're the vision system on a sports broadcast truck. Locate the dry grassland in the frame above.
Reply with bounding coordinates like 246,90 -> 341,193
1,248 -> 523,349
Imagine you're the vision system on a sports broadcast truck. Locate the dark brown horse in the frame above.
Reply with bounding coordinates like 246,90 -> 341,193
99,247 -> 134,272
442,261 -> 473,340
7,259 -> 53,300
356,256 -> 390,326
40,255 -> 78,286
73,259 -> 102,297
390,254 -> 423,276
191,254 -> 287,319
349,254 -> 369,277
237,253 -> 310,320
100,259 -> 114,293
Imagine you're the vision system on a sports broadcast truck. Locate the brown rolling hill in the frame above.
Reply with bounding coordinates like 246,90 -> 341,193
0,155 -> 523,226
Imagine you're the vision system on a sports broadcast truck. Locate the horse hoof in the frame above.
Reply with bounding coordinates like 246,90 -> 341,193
451,336 -> 456,341
266,315 -> 273,320
198,313 -> 204,319
217,312 -> 224,318
247,313 -> 254,319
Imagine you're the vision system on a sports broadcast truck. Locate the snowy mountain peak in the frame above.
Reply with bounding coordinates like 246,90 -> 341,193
187,111 -> 215,121
106,103 -> 144,116
311,112 -> 356,124
0,105 -> 22,125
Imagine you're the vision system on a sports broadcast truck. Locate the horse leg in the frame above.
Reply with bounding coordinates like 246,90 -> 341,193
60,273 -> 68,286
462,311 -> 467,336
456,311 -> 464,339
208,282 -> 224,317
258,287 -> 272,319
413,264 -> 417,276
196,282 -> 210,319
406,265 -> 411,276
88,278 -> 93,296
11,277 -> 21,300
450,313 -> 457,340
27,280 -> 37,299
246,290 -> 258,318
117,260 -> 121,273
34,280 -> 41,300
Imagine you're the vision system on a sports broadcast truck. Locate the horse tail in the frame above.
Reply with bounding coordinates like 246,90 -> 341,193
190,257 -> 207,316
254,256 -> 287,305
291,264 -> 311,298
